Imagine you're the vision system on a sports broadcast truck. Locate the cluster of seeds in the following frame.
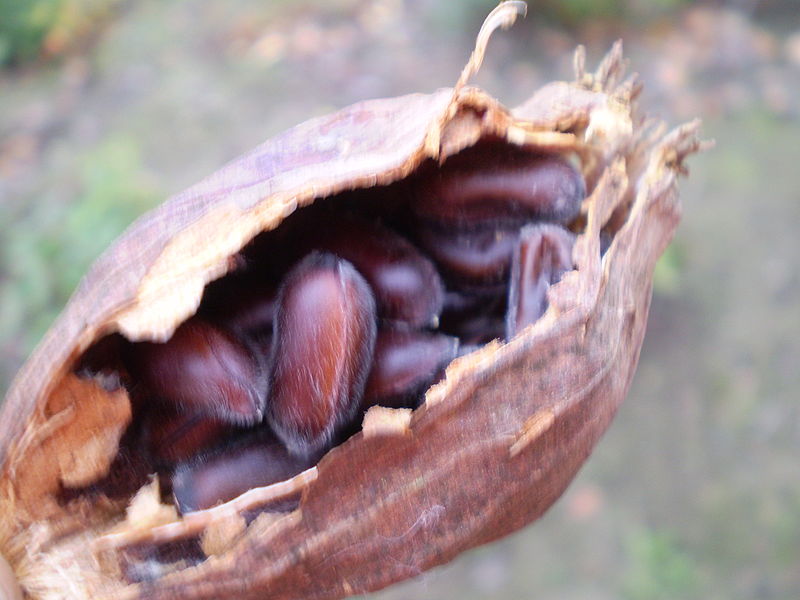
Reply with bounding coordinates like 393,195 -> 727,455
73,141 -> 585,515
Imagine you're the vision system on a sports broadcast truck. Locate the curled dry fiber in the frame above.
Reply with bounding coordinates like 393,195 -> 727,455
0,4 -> 707,599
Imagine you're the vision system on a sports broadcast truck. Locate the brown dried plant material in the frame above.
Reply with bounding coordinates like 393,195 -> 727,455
0,3 -> 708,599
11,373 -> 131,509
0,551 -> 22,600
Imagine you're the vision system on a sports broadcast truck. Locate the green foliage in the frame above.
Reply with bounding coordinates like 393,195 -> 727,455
622,529 -> 699,600
0,0 -> 120,66
0,0 -> 56,64
0,134 -> 160,383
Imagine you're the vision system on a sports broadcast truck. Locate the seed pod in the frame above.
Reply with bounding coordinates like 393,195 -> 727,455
172,435 -> 315,513
506,224 -> 576,338
411,143 -> 585,227
363,330 -> 459,410
268,252 -> 377,457
0,9 -> 705,598
128,318 -> 267,426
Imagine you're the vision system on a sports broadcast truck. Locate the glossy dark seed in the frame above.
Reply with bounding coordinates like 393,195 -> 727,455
363,330 -> 459,410
506,224 -> 576,338
415,223 -> 518,287
128,318 -> 267,426
300,214 -> 444,327
268,252 -> 377,457
143,409 -> 234,467
411,146 -> 585,226
172,436 -> 315,513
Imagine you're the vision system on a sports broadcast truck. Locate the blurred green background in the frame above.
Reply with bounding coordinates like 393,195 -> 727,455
1,1 -> 798,598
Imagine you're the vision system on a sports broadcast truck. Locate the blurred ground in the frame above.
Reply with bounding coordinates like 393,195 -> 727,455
1,1 -> 799,599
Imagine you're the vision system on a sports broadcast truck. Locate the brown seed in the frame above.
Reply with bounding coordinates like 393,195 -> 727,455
241,209 -> 444,327
414,223 -> 519,287
143,408 -> 235,467
172,435 -> 315,513
299,213 -> 444,327
268,252 -> 377,457
363,330 -> 459,410
506,224 -> 576,338
128,318 -> 267,426
411,144 -> 585,226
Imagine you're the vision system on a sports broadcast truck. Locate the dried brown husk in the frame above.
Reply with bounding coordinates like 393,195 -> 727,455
0,4 -> 706,599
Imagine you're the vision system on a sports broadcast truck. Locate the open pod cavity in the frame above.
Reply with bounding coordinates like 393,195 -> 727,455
0,5 -> 707,599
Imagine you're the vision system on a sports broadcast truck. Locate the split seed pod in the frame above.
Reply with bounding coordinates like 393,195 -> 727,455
0,4 -> 707,599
